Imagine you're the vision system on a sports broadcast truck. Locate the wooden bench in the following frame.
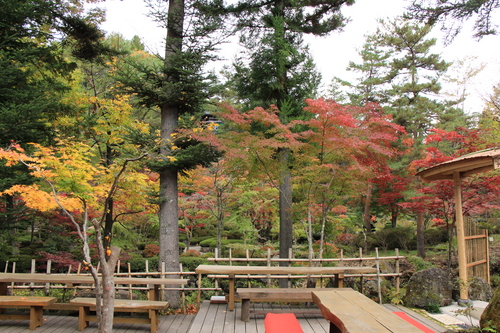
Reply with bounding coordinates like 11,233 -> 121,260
0,296 -> 56,330
236,288 -> 332,321
70,297 -> 169,333
264,313 -> 303,333
312,289 -> 426,333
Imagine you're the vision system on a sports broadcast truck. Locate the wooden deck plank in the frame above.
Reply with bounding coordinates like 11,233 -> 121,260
199,300 -> 219,333
189,301 -> 211,333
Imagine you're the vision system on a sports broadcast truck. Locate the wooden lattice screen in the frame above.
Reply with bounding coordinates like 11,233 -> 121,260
465,217 -> 490,283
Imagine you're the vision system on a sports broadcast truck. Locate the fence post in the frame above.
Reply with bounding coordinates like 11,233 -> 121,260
128,262 -> 132,300
395,248 -> 400,294
358,248 -> 364,292
45,260 -> 51,295
246,249 -> 251,288
376,248 -> 382,304
30,259 -> 35,296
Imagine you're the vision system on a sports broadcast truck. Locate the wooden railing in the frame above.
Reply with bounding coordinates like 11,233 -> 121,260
2,248 -> 404,307
206,247 -> 404,302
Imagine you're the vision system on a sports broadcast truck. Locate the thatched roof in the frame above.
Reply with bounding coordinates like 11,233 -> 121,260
416,148 -> 500,182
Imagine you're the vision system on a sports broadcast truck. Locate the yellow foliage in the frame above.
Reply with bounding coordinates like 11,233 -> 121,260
3,184 -> 83,212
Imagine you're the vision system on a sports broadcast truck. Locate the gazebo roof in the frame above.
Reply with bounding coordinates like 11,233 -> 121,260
416,148 -> 500,182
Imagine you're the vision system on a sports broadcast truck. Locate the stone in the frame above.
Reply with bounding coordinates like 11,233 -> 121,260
480,287 -> 500,330
468,277 -> 493,302
404,267 -> 453,308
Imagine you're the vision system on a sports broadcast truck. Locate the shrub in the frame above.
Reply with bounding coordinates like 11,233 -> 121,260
127,254 -> 148,272
489,246 -> 500,275
424,228 -> 448,246
183,249 -> 201,257
143,244 -> 159,258
199,238 -> 243,250
336,233 -> 355,246
406,255 -> 435,272
37,251 -> 81,273
490,275 -> 500,289
190,236 -> 212,245
180,256 -> 208,272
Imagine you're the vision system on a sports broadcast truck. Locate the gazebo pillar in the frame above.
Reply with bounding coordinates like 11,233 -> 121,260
453,171 -> 468,302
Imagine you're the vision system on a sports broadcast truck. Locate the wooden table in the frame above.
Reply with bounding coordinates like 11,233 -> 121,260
0,296 -> 56,330
195,265 -> 377,311
312,289 -> 423,333
0,273 -> 187,301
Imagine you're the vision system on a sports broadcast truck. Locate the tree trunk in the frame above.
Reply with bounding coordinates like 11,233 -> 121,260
278,148 -> 293,288
391,206 -> 398,228
416,210 -> 426,258
158,0 -> 184,307
363,183 -> 373,232
97,246 -> 120,333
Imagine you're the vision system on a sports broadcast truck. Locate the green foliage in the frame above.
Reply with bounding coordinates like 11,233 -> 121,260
406,255 -> 435,272
190,236 -> 213,245
423,302 -> 442,314
490,275 -> 500,289
198,238 -> 244,249
424,228 -> 449,246
127,254 -> 150,272
179,256 -> 209,272
147,138 -> 222,175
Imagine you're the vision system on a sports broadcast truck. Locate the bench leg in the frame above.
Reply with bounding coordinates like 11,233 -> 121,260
329,322 -> 342,333
337,273 -> 344,288
228,274 -> 235,311
149,309 -> 159,333
78,306 -> 90,331
29,305 -> 43,330
241,299 -> 250,322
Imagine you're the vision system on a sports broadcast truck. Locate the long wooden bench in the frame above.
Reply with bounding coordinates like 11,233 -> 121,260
312,289 -> 428,333
236,288 -> 331,321
0,296 -> 56,330
70,297 -> 169,333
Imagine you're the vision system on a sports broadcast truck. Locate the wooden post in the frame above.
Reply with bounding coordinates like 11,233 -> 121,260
246,249 -> 251,288
128,263 -> 132,300
267,248 -> 271,287
288,248 -> 293,288
375,248 -> 382,304
45,260 -> 51,296
197,272 -> 202,310
30,259 -> 35,296
454,171 -> 469,302
395,248 -> 400,294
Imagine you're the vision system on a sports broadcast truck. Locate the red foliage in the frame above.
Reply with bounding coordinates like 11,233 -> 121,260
336,233 -> 355,246
37,251 -> 81,273
143,244 -> 159,258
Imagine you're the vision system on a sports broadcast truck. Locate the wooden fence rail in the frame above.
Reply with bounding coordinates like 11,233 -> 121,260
2,247 -> 404,307
207,247 -> 404,302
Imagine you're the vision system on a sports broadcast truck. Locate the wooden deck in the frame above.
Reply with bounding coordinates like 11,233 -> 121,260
189,301 -> 328,333
0,311 -> 194,333
0,301 -> 447,333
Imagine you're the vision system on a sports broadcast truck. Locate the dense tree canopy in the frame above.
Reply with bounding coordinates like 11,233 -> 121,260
3,1 -> 500,327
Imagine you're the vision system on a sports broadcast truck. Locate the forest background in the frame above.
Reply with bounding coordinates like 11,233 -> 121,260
2,0 -> 500,317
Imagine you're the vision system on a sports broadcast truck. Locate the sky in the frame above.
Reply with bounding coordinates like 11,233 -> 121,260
94,0 -> 500,114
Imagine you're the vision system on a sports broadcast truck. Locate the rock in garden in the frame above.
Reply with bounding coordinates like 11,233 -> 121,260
404,267 -> 453,308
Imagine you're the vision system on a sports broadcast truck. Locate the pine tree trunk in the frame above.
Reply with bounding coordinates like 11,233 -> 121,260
158,0 -> 184,308
278,148 -> 293,288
